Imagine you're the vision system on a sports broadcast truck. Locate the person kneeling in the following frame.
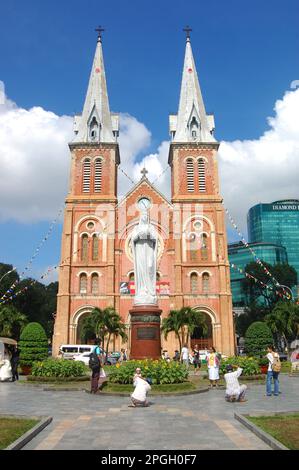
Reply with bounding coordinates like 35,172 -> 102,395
224,364 -> 247,403
130,376 -> 151,407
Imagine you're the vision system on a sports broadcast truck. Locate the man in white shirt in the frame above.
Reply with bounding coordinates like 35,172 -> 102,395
181,344 -> 189,367
224,364 -> 247,402
130,376 -> 151,407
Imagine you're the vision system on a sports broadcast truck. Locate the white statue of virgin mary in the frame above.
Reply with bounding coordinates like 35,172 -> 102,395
131,211 -> 158,305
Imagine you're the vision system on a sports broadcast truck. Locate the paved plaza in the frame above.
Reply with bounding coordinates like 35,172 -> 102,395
0,375 -> 298,450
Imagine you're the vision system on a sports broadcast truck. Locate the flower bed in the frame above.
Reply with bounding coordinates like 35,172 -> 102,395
108,360 -> 189,385
219,356 -> 260,376
31,359 -> 88,378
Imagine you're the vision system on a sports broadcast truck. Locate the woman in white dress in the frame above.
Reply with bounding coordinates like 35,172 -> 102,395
207,346 -> 220,388
0,347 -> 13,382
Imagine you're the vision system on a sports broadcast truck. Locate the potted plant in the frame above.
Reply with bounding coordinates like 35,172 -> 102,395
19,322 -> 48,375
258,357 -> 269,374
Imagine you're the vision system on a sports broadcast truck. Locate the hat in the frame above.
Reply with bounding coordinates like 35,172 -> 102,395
226,364 -> 233,372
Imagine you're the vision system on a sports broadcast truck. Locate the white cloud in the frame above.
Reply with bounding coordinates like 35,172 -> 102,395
1,81 -> 298,235
219,88 -> 299,237
0,84 -> 73,222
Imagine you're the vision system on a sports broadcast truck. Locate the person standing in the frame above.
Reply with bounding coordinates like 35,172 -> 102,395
89,341 -> 103,394
181,343 -> 189,368
192,344 -> 201,376
173,350 -> 180,361
266,345 -> 281,396
207,346 -> 220,388
10,345 -> 20,382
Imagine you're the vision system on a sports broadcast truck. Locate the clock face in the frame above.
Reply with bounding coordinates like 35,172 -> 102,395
138,197 -> 151,210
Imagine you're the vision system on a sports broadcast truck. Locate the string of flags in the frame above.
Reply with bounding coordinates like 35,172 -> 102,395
230,262 -> 291,300
0,206 -> 64,304
205,161 -> 291,300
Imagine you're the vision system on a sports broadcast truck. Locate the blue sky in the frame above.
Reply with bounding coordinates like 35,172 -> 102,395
0,0 -> 298,282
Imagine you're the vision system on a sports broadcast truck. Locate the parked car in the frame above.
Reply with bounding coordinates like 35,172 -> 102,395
199,350 -> 209,362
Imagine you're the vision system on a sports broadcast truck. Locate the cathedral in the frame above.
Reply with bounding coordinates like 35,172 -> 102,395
52,30 -> 235,357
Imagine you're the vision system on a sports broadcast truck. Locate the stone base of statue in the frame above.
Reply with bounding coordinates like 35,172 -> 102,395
129,305 -> 162,360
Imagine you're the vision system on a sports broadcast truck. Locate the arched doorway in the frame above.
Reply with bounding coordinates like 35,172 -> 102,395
76,312 -> 96,344
191,311 -> 213,350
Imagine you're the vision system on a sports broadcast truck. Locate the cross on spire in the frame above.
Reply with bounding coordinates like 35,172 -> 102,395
95,25 -> 105,41
183,25 -> 192,41
141,167 -> 148,178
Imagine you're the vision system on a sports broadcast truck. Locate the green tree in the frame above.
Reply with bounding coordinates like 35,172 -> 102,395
265,301 -> 299,348
161,307 -> 207,353
0,305 -> 28,339
19,322 -> 48,367
0,263 -> 19,298
242,261 -> 297,308
81,307 -> 128,356
244,321 -> 273,356
236,301 -> 269,337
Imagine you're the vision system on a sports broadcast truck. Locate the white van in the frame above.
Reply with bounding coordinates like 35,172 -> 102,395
59,344 -> 95,360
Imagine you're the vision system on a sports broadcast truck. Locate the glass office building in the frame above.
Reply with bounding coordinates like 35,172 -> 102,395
248,200 -> 299,292
228,241 -> 288,306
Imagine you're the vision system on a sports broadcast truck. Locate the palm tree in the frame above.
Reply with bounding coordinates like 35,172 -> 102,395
161,307 -> 207,353
81,307 -> 128,356
0,305 -> 28,340
266,301 -> 299,348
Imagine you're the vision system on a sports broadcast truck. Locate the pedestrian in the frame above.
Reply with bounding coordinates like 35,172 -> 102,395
181,343 -> 189,368
10,345 -> 20,382
173,350 -> 180,361
89,340 -> 104,394
129,375 -> 151,407
133,367 -> 142,384
162,350 -> 170,362
207,346 -> 220,388
0,347 -> 12,382
290,347 -> 299,374
192,344 -> 201,375
266,345 -> 281,396
224,364 -> 247,402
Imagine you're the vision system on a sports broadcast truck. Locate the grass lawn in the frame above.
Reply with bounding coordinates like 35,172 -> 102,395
0,417 -> 38,450
248,413 -> 299,450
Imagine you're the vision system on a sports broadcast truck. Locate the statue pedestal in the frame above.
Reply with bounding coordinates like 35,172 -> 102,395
129,305 -> 162,360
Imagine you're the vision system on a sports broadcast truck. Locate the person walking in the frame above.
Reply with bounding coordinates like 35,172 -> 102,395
207,346 -> 220,388
266,345 -> 281,396
224,364 -> 247,402
192,344 -> 201,376
89,341 -> 104,394
10,345 -> 20,382
173,350 -> 180,361
181,343 -> 189,368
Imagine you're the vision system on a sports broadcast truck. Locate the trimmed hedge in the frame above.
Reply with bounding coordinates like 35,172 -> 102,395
108,360 -> 189,385
19,322 -> 48,367
245,321 -> 273,357
31,359 -> 87,378
219,356 -> 260,376
27,374 -> 90,382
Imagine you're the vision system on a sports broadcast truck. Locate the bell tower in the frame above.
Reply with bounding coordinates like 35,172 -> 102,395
53,29 -> 120,355
169,28 -> 235,356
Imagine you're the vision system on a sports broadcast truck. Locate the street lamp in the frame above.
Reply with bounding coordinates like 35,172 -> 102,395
0,267 -> 16,284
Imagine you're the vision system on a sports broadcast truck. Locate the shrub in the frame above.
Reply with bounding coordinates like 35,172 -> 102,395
108,360 -> 189,385
245,321 -> 273,357
19,322 -> 48,367
219,356 -> 260,376
31,359 -> 87,378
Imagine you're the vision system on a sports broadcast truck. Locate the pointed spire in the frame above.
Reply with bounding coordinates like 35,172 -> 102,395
171,30 -> 215,143
73,29 -> 118,143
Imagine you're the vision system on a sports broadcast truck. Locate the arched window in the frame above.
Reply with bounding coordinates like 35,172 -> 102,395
91,273 -> 99,294
92,234 -> 99,260
202,273 -> 210,293
79,273 -> 87,294
201,234 -> 208,260
89,116 -> 99,141
156,272 -> 161,282
198,158 -> 206,192
81,234 -> 89,262
83,159 -> 91,192
94,158 -> 102,192
129,272 -> 135,282
191,273 -> 198,293
186,158 -> 194,192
